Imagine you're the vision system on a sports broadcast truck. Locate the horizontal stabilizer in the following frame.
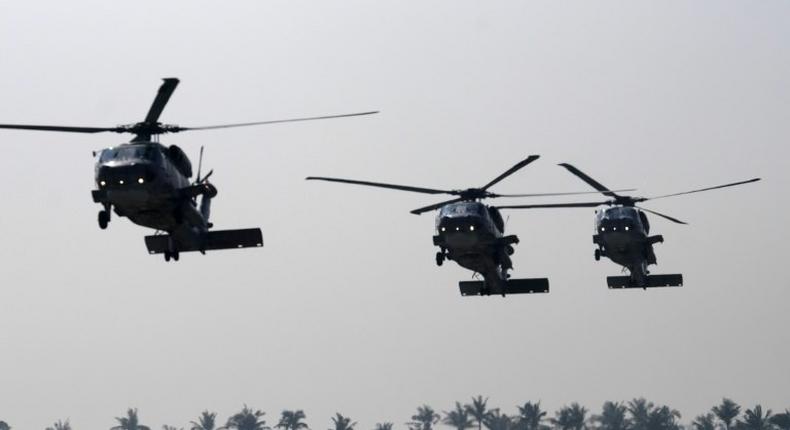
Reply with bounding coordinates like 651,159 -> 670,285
607,274 -> 683,289
145,228 -> 263,254
459,278 -> 549,296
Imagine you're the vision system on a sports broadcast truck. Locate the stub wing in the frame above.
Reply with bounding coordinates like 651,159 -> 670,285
607,274 -> 683,289
459,278 -> 549,296
145,228 -> 263,254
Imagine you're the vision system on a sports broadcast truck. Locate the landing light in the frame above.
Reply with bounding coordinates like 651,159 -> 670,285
138,177 -> 145,184
469,225 -> 475,231
119,180 -> 124,185
441,227 -> 446,232
455,227 -> 460,231
100,180 -> 106,186
625,226 -> 630,231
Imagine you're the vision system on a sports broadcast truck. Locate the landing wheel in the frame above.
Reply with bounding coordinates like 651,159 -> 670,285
435,252 -> 445,266
173,251 -> 179,261
164,252 -> 171,262
594,249 -> 601,261
98,210 -> 109,229
164,251 -> 180,262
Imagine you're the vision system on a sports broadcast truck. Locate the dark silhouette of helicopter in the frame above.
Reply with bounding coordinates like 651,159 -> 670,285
307,156 -> 625,296
0,78 -> 377,261
497,163 -> 760,289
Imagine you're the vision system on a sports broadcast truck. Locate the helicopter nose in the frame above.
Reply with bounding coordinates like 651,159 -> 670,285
438,217 -> 479,234
97,164 -> 154,187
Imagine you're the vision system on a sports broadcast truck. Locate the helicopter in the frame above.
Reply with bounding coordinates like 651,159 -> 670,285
0,78 -> 378,261
307,156 -> 630,296
497,163 -> 760,289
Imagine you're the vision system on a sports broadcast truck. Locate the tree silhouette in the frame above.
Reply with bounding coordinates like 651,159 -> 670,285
713,399 -> 742,430
46,420 -> 72,430
277,411 -> 309,430
409,405 -> 440,430
692,414 -> 717,430
444,402 -> 475,430
191,411 -> 223,430
551,404 -> 587,430
0,422 -> 10,430
645,406 -> 680,430
737,406 -> 773,430
373,423 -> 393,430
226,406 -> 269,430
628,398 -> 654,430
112,408 -> 151,430
516,402 -> 548,430
593,402 -> 629,430
484,410 -> 514,430
466,396 -> 494,430
330,414 -> 356,430
770,410 -> 790,430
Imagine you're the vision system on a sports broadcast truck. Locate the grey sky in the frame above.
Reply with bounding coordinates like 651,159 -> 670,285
0,1 -> 788,429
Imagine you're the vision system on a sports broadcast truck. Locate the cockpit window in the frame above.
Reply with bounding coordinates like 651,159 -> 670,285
99,145 -> 156,163
440,203 -> 484,216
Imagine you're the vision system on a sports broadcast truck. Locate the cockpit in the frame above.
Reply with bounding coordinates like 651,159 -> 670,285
595,206 -> 647,234
436,202 -> 489,233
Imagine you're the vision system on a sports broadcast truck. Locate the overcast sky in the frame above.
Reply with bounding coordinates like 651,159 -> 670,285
0,1 -> 788,429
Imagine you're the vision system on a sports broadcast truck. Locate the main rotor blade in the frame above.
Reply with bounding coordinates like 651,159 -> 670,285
480,155 -> 540,191
636,206 -> 688,225
306,176 -> 453,195
494,189 -> 636,198
496,201 -> 609,209
144,78 -> 179,123
179,111 -> 378,131
645,178 -> 761,201
558,163 -> 621,198
410,197 -> 466,215
0,124 -> 120,133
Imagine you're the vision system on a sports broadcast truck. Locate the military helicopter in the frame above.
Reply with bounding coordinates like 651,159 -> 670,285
307,156 -> 630,296
0,78 -> 378,261
497,163 -> 760,289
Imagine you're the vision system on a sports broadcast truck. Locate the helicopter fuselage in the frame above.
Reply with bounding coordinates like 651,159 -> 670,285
92,142 -> 207,232
593,206 -> 663,285
433,202 -> 518,290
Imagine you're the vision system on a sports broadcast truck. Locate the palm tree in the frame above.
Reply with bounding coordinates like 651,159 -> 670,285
112,408 -> 151,430
593,402 -> 629,430
277,411 -> 309,430
646,406 -> 680,430
551,404 -> 587,430
484,410 -> 514,430
444,403 -> 475,430
516,402 -> 548,430
226,406 -> 269,430
466,396 -> 493,430
330,414 -> 356,430
692,414 -> 717,430
0,422 -> 10,430
410,405 -> 440,430
713,399 -> 742,430
770,410 -> 790,430
373,423 -> 393,430
627,398 -> 655,430
46,420 -> 72,430
737,406 -> 773,430
192,411 -> 223,430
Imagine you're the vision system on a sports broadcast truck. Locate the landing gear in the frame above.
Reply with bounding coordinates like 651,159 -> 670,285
98,210 -> 110,229
435,251 -> 445,266
164,250 -> 180,262
594,249 -> 601,261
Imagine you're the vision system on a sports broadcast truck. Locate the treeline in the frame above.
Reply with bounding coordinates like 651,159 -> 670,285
1,396 -> 788,430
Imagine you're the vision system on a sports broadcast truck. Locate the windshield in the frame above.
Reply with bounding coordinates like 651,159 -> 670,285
99,145 -> 157,163
439,202 -> 485,217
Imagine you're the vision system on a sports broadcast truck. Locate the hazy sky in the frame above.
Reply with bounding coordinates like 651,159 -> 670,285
0,1 -> 788,429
